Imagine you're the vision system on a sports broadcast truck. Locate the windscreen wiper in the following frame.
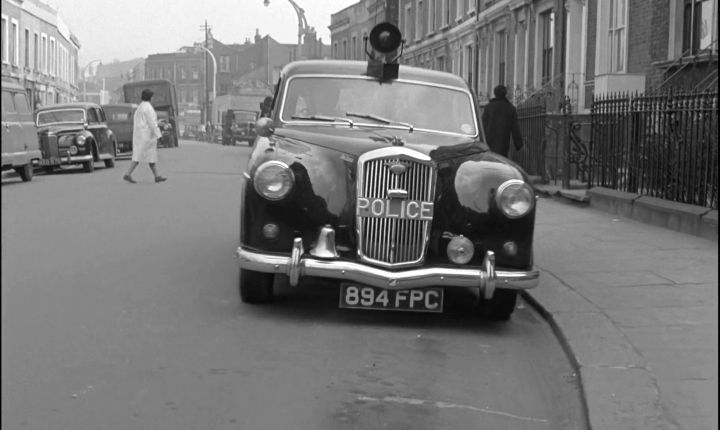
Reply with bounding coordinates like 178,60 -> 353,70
291,114 -> 354,127
345,112 -> 413,132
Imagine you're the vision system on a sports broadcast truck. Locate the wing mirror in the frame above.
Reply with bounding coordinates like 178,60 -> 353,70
255,117 -> 275,137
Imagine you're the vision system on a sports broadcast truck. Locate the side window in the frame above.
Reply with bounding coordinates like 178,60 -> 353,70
86,108 -> 99,123
2,91 -> 16,113
13,93 -> 30,114
97,108 -> 106,122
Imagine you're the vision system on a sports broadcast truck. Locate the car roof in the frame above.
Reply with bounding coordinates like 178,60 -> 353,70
36,102 -> 100,111
281,60 -> 469,89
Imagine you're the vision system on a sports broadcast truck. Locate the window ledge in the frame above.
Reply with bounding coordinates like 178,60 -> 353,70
652,52 -> 718,70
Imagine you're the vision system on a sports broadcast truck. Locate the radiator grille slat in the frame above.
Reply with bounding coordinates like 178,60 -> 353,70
357,156 -> 435,266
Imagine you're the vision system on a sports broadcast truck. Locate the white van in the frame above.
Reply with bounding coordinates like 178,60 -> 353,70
1,83 -> 41,181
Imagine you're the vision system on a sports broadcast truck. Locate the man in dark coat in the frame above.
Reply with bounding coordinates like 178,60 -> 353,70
481,85 -> 523,157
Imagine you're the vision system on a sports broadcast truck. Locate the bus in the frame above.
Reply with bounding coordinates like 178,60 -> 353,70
122,79 -> 179,148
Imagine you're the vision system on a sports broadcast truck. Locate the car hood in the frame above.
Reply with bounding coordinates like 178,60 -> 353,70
272,125 -> 487,162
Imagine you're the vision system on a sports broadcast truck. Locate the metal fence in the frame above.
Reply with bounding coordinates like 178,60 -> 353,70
514,96 -> 549,178
590,90 -> 718,209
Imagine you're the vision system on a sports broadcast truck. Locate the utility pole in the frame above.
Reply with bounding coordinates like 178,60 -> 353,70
199,20 -> 212,126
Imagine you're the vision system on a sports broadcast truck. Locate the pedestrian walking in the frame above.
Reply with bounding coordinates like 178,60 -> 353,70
481,85 -> 523,157
123,89 -> 167,183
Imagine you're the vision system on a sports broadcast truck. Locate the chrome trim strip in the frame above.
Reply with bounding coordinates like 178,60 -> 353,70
235,246 -> 539,293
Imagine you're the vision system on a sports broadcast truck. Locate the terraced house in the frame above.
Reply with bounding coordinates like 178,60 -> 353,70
1,0 -> 81,107
331,0 -> 717,112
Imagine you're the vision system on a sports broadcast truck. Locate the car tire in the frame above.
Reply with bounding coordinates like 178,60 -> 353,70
15,163 -> 33,182
239,268 -> 275,303
83,160 -> 95,173
104,150 -> 116,168
477,288 -> 517,321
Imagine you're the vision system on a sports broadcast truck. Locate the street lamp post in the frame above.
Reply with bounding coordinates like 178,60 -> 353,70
81,59 -> 102,102
194,45 -> 217,125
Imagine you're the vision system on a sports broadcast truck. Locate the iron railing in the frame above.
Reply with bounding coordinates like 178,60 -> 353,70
590,89 -> 718,209
514,96 -> 549,179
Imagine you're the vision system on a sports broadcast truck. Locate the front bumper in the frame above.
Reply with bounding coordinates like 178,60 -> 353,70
235,236 -> 539,299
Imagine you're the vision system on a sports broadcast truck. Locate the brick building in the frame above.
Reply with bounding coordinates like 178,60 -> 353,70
1,0 -> 81,107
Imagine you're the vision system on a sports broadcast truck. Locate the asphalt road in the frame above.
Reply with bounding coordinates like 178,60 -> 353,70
2,140 -> 587,430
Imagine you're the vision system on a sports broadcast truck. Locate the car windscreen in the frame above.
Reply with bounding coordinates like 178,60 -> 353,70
280,76 -> 478,136
104,107 -> 134,121
234,112 -> 257,121
36,109 -> 86,126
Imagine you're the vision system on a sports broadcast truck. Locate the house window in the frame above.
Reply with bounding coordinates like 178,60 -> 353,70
608,0 -> 626,72
683,0 -> 715,53
24,28 -> 29,68
497,31 -> 506,84
343,39 -> 347,59
50,38 -> 55,76
33,33 -> 38,71
540,10 -> 554,85
466,44 -> 474,88
11,18 -> 19,66
436,55 -> 445,71
404,4 -> 412,39
41,34 -> 47,73
456,0 -> 464,20
427,0 -> 436,33
415,0 -> 423,40
351,36 -> 356,59
1,15 -> 7,64
441,0 -> 450,27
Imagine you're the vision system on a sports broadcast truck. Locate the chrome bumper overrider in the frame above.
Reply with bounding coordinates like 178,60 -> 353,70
235,237 -> 539,299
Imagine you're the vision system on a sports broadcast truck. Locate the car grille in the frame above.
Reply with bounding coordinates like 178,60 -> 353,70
357,149 -> 436,267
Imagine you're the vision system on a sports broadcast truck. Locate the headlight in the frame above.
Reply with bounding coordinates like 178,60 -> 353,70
76,135 -> 87,146
253,161 -> 294,201
495,179 -> 534,218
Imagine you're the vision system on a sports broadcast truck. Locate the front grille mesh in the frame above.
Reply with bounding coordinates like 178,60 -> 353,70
358,157 -> 435,266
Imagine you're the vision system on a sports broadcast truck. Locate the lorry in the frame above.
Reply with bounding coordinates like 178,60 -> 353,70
122,79 -> 179,148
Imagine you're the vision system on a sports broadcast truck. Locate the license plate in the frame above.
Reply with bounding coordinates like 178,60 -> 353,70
38,158 -> 60,166
339,284 -> 443,312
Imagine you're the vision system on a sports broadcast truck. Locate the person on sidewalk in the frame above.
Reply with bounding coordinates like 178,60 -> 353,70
481,85 -> 524,157
123,89 -> 167,183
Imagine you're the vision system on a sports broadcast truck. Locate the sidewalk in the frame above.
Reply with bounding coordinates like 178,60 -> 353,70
524,194 -> 718,430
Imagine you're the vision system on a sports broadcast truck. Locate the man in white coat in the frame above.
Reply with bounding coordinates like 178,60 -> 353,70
123,89 -> 167,183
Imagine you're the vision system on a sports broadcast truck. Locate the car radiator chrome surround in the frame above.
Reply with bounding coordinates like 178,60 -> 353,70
356,147 -> 436,268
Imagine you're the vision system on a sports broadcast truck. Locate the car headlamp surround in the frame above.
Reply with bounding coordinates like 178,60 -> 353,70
253,161 -> 295,201
495,179 -> 535,219
75,134 -> 87,146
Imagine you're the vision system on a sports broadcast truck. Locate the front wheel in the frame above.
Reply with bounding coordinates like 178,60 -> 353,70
477,288 -> 518,321
239,269 -> 275,303
104,148 -> 116,168
83,160 -> 95,173
15,163 -> 33,182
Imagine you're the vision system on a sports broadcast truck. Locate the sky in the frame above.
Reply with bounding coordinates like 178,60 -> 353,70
47,0 -> 359,67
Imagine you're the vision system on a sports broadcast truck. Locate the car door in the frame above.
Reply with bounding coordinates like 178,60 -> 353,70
95,107 -> 112,154
13,92 -> 39,154
85,107 -> 107,155
1,90 -> 17,165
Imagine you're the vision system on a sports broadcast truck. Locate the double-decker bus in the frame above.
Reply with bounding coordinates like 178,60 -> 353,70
122,79 -> 179,148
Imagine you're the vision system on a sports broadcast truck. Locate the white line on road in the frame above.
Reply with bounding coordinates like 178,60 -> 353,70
357,395 -> 549,423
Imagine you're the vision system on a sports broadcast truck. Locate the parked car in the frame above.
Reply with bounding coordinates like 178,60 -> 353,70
1,83 -> 41,181
234,23 -> 539,320
222,109 -> 259,146
34,103 -> 117,173
102,103 -> 137,157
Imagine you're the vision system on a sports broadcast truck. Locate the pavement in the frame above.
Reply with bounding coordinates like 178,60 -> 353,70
524,193 -> 718,430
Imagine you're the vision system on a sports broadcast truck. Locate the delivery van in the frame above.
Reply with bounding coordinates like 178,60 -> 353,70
1,83 -> 41,181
